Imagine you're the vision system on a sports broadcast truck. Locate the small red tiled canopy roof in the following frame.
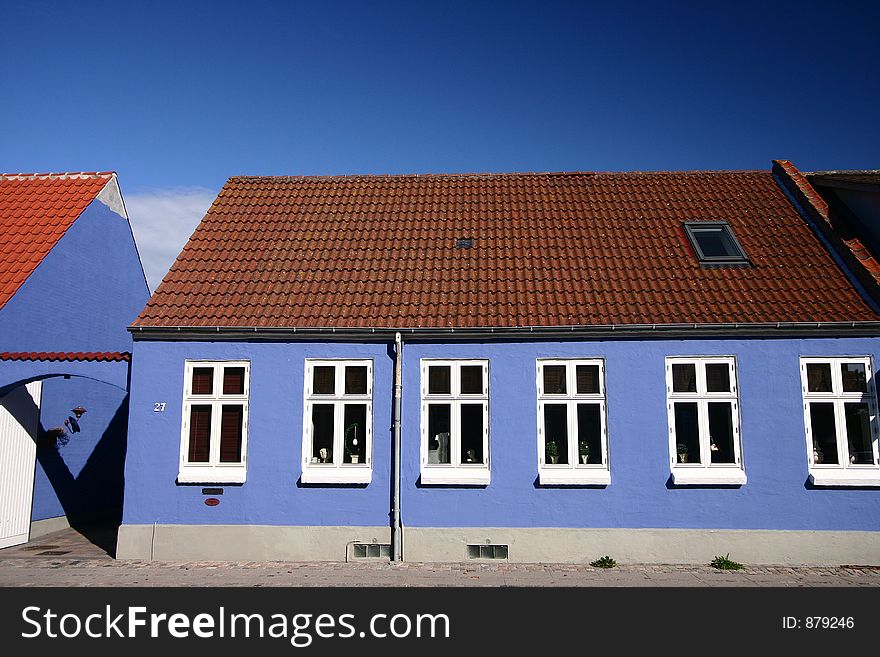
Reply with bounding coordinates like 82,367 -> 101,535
0,352 -> 130,363
0,172 -> 115,312
133,169 -> 880,329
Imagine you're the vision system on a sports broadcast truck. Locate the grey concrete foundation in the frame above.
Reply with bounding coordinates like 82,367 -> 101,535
117,524 -> 391,562
30,516 -> 70,539
403,527 -> 880,566
116,524 -> 880,565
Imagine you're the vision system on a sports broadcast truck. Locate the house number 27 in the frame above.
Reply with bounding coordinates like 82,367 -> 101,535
153,402 -> 167,412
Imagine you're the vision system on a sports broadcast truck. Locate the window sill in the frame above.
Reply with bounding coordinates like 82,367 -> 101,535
809,471 -> 880,487
177,466 -> 247,484
538,468 -> 610,486
670,468 -> 746,486
301,466 -> 372,485
420,467 -> 490,486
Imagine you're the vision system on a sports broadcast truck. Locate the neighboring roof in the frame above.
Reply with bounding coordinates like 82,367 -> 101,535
775,160 -> 880,302
807,171 -> 880,188
133,168 -> 880,330
0,172 -> 115,311
0,351 -> 131,363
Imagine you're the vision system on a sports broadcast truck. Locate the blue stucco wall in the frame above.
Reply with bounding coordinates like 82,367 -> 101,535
0,196 -> 147,526
0,198 -> 149,353
123,336 -> 880,532
32,377 -> 128,524
123,342 -> 394,527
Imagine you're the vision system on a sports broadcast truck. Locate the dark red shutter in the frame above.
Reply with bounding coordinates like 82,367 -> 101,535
219,404 -> 244,463
188,405 -> 212,462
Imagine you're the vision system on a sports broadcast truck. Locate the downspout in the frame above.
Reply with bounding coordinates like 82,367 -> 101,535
391,331 -> 403,561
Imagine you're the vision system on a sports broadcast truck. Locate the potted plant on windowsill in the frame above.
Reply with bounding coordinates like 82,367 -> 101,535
676,443 -> 688,463
546,440 -> 559,464
579,440 -> 590,464
812,440 -> 824,464
344,422 -> 361,464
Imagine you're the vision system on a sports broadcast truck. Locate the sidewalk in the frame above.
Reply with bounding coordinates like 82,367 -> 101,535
1,528 -> 878,587
3,556 -> 880,587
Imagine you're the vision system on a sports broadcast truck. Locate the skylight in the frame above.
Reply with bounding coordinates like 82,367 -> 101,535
683,221 -> 749,266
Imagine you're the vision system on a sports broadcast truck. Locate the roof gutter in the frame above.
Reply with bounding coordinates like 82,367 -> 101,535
128,321 -> 880,342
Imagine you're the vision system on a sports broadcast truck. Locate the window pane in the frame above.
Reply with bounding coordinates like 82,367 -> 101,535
460,366 -> 484,395
844,403 -> 875,465
461,403 -> 484,464
222,367 -> 245,395
219,404 -> 243,462
343,404 -> 367,464
708,402 -> 735,463
693,227 -> 738,258
672,364 -> 697,393
187,405 -> 212,462
427,404 -> 451,464
543,404 -> 568,465
311,404 -> 334,463
543,365 -> 567,394
576,365 -> 600,394
191,367 -> 214,395
806,363 -> 833,393
576,404 -> 601,465
345,366 -> 368,395
705,364 -> 730,393
841,363 -> 868,393
809,402 -> 838,465
428,366 -> 451,395
673,402 -> 700,464
313,366 -> 335,394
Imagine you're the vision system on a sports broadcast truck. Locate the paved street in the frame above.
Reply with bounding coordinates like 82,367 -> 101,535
1,528 -> 878,587
3,556 -> 880,587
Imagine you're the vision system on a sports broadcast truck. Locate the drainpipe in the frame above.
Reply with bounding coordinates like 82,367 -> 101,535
391,331 -> 403,561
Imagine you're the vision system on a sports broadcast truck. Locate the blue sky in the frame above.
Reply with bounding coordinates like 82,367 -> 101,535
1,0 -> 878,286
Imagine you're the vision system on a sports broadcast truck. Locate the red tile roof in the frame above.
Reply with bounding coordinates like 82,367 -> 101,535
133,169 -> 880,330
0,172 -> 114,311
0,351 -> 131,363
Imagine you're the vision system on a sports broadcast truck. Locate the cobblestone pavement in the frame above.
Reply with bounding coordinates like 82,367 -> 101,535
2,557 -> 879,587
1,528 -> 878,587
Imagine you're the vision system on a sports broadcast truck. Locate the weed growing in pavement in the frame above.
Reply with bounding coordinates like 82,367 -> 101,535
590,555 -> 617,568
710,553 -> 744,570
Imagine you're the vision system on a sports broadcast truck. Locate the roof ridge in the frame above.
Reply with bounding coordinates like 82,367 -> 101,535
0,171 -> 115,180
226,169 -> 768,182
807,169 -> 880,176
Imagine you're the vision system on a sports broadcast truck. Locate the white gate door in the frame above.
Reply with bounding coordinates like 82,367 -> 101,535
0,381 -> 42,549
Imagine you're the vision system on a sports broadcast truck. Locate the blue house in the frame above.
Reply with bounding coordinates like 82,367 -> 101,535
117,161 -> 880,565
0,172 -> 149,550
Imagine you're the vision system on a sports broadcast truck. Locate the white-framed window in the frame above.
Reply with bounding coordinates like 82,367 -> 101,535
179,360 -> 250,484
420,359 -> 490,485
665,357 -> 746,485
536,359 -> 610,485
800,357 -> 880,487
302,359 -> 373,484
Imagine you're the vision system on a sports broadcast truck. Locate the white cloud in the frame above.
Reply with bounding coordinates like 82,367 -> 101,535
125,187 -> 217,291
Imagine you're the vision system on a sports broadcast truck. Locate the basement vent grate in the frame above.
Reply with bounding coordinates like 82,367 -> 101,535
467,544 -> 509,560
352,543 -> 391,559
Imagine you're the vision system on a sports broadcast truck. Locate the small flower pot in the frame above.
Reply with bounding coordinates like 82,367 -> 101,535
580,455 -> 589,464
350,455 -> 359,464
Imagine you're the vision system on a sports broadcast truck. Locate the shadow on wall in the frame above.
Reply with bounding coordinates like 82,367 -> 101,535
35,397 -> 129,556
